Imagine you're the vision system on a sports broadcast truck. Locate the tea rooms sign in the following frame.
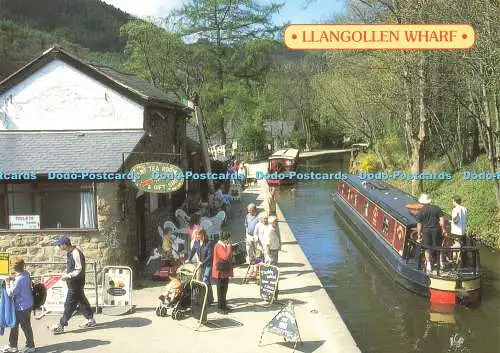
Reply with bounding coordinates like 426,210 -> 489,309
130,162 -> 184,193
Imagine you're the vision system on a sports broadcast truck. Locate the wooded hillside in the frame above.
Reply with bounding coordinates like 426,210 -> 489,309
0,0 -> 131,51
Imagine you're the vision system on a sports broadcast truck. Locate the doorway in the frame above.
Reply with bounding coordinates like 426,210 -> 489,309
136,194 -> 146,262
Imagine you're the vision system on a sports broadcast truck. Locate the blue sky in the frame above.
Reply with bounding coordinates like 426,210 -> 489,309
102,0 -> 346,24
273,0 -> 346,25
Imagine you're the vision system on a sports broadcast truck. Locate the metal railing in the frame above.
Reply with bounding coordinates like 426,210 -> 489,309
406,240 -> 480,277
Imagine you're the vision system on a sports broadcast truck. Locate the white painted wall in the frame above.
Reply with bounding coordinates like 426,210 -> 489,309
0,60 -> 144,130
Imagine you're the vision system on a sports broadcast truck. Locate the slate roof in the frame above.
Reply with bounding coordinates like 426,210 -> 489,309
0,46 -> 186,109
90,64 -> 184,107
0,130 -> 145,173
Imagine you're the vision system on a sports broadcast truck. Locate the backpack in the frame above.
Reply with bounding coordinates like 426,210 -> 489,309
32,283 -> 47,311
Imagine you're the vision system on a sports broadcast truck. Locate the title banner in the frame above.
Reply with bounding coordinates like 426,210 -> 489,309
284,24 -> 475,50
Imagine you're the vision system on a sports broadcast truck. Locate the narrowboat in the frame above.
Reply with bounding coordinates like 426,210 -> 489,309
333,175 -> 481,305
266,148 -> 300,186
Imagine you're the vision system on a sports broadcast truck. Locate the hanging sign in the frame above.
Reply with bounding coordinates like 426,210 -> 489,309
130,162 -> 184,193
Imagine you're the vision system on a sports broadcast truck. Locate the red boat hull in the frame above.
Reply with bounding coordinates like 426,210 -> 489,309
266,178 -> 296,186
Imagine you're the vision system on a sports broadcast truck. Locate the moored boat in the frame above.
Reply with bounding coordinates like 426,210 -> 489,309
266,148 -> 300,186
333,175 -> 481,305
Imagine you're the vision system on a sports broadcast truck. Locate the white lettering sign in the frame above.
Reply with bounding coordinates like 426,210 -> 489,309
9,215 -> 40,230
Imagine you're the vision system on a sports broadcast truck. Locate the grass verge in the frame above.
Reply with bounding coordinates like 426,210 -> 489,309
389,154 -> 500,249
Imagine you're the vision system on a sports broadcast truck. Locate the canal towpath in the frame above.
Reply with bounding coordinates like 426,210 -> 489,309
6,169 -> 360,353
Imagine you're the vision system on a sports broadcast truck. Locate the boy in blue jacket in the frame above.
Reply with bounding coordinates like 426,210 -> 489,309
3,257 -> 35,353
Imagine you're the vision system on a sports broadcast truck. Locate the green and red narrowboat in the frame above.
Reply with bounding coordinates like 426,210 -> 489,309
333,175 -> 481,305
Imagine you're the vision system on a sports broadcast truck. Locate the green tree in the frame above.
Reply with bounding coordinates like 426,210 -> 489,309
120,20 -> 187,95
171,0 -> 284,144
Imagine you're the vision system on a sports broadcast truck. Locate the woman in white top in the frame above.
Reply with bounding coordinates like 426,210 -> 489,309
254,213 -> 269,253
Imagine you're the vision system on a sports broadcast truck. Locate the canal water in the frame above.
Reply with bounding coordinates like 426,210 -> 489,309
275,155 -> 500,353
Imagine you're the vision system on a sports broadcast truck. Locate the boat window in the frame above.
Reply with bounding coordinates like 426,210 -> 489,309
354,194 -> 358,207
364,201 -> 369,217
382,217 -> 389,235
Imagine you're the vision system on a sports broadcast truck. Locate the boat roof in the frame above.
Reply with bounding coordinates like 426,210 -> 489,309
344,174 -> 419,226
268,148 -> 299,160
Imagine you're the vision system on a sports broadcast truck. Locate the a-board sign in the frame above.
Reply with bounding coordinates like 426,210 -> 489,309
102,266 -> 133,308
259,301 -> 303,352
42,274 -> 68,313
0,253 -> 9,275
267,306 -> 299,341
190,280 -> 208,325
259,264 -> 279,303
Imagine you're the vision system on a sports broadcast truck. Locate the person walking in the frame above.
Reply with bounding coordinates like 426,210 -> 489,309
244,203 -> 259,263
212,232 -> 233,315
52,235 -> 96,334
189,229 -> 214,305
416,194 -> 447,273
3,258 -> 35,353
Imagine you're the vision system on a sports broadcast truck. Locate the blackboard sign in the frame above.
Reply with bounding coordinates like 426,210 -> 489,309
190,280 -> 208,324
259,264 -> 279,303
268,307 -> 299,341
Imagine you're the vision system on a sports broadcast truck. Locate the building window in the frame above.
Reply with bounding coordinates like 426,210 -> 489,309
41,183 -> 96,229
364,201 -> 369,217
0,182 -> 97,230
8,184 -> 36,216
382,217 -> 389,235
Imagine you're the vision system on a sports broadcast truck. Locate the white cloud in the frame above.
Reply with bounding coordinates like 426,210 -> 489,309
101,0 -> 183,18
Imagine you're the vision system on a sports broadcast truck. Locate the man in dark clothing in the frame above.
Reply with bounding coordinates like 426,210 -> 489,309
415,194 -> 447,273
52,235 -> 96,334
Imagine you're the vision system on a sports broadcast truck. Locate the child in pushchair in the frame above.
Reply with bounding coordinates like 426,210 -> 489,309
155,267 -> 192,320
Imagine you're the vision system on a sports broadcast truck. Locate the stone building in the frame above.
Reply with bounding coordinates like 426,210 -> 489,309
0,46 -> 202,275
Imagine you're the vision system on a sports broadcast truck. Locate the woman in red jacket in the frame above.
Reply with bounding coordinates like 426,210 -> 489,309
211,232 -> 233,314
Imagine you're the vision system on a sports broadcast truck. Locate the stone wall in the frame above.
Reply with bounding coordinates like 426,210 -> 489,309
0,182 -> 133,277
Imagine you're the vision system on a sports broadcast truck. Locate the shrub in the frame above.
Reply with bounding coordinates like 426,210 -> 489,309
376,137 -> 407,169
353,153 -> 382,173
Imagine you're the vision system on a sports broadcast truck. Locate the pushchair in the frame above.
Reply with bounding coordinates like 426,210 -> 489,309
155,264 -> 197,320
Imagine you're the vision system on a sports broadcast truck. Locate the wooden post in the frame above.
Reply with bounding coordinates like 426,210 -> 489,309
192,102 -> 215,194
